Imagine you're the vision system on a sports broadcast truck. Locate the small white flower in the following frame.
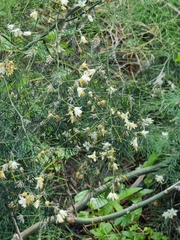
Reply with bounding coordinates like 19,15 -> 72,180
9,161 -> 20,170
17,214 -> 25,224
77,0 -> 86,7
88,15 -> 93,22
155,175 -> 164,184
23,31 -> 32,36
80,36 -> 88,44
61,0 -> 69,6
35,176 -> 44,190
139,130 -> 149,137
142,117 -> 154,127
162,132 -> 168,138
87,151 -> 97,162
107,192 -> 119,201
120,112 -> 129,120
56,209 -> 68,223
125,119 -> 138,130
131,137 -> 138,151
77,87 -> 86,97
102,142 -> 111,150
162,208 -> 178,219
30,10 -> 38,20
18,196 -> 27,208
11,28 -> 23,37
112,162 -> 119,171
83,141 -> 92,151
106,86 -> 117,95
33,199 -> 40,209
79,74 -> 91,85
7,24 -> 14,30
74,107 -> 82,117
59,209 -> 68,218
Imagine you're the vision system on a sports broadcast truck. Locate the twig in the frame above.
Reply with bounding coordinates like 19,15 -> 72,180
11,212 -> 23,240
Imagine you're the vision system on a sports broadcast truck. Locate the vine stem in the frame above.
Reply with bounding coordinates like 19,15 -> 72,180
18,159 -> 171,239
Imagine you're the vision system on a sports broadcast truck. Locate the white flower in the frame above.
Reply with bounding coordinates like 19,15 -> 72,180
77,87 -> 86,97
162,208 -> 178,219
35,176 -> 44,190
33,199 -> 40,209
83,141 -> 92,151
23,31 -> 32,36
80,36 -> 88,44
142,117 -> 154,127
84,68 -> 96,76
162,132 -> 168,138
18,196 -> 27,208
9,161 -> 20,170
11,28 -> 22,37
139,130 -> 149,137
17,214 -> 25,224
106,86 -> 117,95
61,0 -> 69,6
74,107 -> 82,117
88,15 -> 93,22
7,24 -> 14,30
56,209 -> 68,223
125,119 -> 138,130
88,151 -> 97,162
112,162 -> 119,171
79,74 -> 91,85
155,175 -> 164,184
77,0 -> 86,7
131,137 -> 138,151
120,112 -> 129,120
59,209 -> 68,218
30,10 -> 38,20
107,192 -> 119,201
102,142 -> 111,150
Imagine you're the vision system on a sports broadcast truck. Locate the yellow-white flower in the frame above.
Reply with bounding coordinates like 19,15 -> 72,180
30,10 -> 38,20
23,31 -> 32,36
139,130 -> 149,137
80,36 -> 88,44
7,24 -> 14,30
61,0 -> 69,6
33,199 -> 40,209
131,137 -> 138,151
74,107 -> 82,117
120,111 -> 129,120
88,15 -> 93,22
79,74 -> 91,85
107,192 -> 119,201
155,175 -> 164,184
18,196 -> 27,208
112,162 -> 119,171
56,209 -> 68,223
11,28 -> 22,37
0,171 -> 6,179
9,161 -> 20,170
88,151 -> 97,162
106,86 -> 117,95
77,87 -> 86,97
35,176 -> 44,190
125,119 -> 138,130
0,62 -> 5,75
77,0 -> 86,7
142,118 -> 153,127
162,208 -> 178,219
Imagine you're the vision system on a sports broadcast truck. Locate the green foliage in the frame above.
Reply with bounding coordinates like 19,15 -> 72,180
1,0 -> 180,239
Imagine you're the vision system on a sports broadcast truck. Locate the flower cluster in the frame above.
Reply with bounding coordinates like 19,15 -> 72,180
0,60 -> 15,76
162,208 -> 178,219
